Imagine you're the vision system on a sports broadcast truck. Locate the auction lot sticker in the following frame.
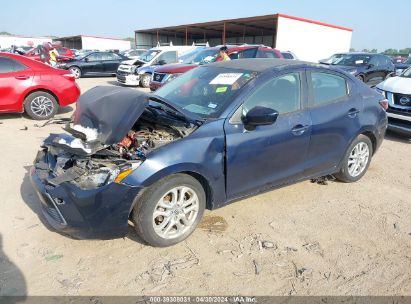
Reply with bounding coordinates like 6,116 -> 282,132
210,73 -> 243,85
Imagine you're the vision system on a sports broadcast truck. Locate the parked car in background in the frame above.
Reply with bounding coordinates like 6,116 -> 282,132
394,57 -> 411,75
57,51 -> 129,79
376,66 -> 411,136
281,51 -> 298,60
391,56 -> 407,64
150,45 -> 284,91
0,52 -> 80,120
30,59 -> 387,247
321,53 -> 395,86
120,48 -> 147,59
25,46 -> 76,62
116,45 -> 197,87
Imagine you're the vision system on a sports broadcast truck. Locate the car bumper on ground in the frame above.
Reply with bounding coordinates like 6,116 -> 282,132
30,160 -> 142,240
116,73 -> 140,86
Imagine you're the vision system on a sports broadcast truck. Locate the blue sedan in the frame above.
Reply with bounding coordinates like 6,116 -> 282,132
30,59 -> 388,247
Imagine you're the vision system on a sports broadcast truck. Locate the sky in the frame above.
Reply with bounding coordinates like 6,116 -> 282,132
0,0 -> 408,51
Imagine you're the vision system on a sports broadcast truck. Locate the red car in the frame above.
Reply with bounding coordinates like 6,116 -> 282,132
25,47 -> 75,62
0,53 -> 80,120
150,45 -> 283,91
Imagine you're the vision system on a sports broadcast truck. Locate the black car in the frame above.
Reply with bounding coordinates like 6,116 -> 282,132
394,57 -> 411,75
320,53 -> 395,86
57,52 -> 129,79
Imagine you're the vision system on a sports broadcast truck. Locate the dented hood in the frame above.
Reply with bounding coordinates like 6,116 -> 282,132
72,86 -> 149,145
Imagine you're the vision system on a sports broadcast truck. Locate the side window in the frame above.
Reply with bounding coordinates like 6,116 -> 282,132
0,57 -> 27,73
310,72 -> 348,106
243,73 -> 301,115
86,53 -> 102,61
369,56 -> 379,67
157,51 -> 177,64
257,50 -> 278,58
238,48 -> 258,59
0,57 -> 15,73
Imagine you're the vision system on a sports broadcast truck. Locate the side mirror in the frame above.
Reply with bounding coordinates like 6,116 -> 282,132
84,57 -> 89,62
241,106 -> 279,128
367,63 -> 374,68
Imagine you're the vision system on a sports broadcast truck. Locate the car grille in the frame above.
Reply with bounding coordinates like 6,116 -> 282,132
116,74 -> 126,83
387,107 -> 411,116
393,93 -> 411,107
152,72 -> 166,83
116,70 -> 129,76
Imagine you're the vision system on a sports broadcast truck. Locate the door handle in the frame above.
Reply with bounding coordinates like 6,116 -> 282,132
348,108 -> 360,118
15,75 -> 29,80
291,124 -> 309,136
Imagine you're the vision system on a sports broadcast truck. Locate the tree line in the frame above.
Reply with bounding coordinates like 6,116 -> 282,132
350,48 -> 411,56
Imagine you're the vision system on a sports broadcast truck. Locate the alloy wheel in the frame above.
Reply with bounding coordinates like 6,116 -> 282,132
30,96 -> 54,118
69,67 -> 80,78
152,186 -> 200,239
347,142 -> 370,177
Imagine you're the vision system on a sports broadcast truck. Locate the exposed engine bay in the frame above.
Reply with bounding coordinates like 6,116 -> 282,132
35,110 -> 196,190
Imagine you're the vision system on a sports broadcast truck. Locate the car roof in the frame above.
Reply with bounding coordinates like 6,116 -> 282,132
207,58 -> 311,72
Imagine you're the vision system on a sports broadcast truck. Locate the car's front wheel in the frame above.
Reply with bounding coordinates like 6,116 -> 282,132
132,174 -> 206,247
69,66 -> 81,79
139,73 -> 151,88
335,134 -> 373,183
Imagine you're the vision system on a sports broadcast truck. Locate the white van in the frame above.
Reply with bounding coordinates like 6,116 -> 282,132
116,44 -> 198,87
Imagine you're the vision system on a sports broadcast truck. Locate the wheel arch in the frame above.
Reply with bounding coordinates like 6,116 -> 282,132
128,169 -> 215,219
24,88 -> 60,106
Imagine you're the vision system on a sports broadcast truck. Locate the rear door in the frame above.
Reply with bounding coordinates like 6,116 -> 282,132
304,69 -> 362,177
0,57 -> 33,112
224,70 -> 312,199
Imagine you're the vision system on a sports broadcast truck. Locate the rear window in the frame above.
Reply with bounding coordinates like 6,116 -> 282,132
0,57 -> 28,73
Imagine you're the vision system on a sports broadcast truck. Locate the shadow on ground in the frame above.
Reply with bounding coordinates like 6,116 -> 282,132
0,234 -> 27,300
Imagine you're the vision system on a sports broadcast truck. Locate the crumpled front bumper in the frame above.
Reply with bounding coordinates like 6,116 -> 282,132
116,72 -> 140,86
29,151 -> 142,240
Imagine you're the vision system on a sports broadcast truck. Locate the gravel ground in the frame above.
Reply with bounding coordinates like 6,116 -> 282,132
0,76 -> 410,296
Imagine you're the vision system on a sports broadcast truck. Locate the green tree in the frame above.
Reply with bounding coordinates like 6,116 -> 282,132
0,31 -> 12,35
349,48 -> 356,52
383,48 -> 399,55
370,49 -> 378,53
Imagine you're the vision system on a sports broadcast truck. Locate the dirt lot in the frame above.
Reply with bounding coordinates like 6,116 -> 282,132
0,76 -> 410,296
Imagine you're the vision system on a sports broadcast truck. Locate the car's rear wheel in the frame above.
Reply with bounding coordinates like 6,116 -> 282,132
132,174 -> 206,247
335,134 -> 373,183
24,91 -> 58,120
69,66 -> 81,79
140,73 -> 151,88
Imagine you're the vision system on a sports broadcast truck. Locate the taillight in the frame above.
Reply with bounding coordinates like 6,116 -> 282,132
62,73 -> 75,81
379,99 -> 389,110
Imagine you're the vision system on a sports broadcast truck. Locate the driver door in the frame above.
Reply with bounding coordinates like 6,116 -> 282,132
83,53 -> 103,74
224,70 -> 312,199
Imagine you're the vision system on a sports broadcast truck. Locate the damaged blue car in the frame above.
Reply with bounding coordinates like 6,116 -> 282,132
30,59 -> 388,247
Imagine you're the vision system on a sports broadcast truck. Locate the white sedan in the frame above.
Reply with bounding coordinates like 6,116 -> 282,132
376,67 -> 411,136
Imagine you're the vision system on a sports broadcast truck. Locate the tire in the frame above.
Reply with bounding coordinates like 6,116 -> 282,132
69,66 -> 81,79
335,134 -> 373,183
24,91 -> 58,120
132,174 -> 206,247
139,73 -> 151,88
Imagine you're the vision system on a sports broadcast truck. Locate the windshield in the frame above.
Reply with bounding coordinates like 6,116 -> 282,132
403,58 -> 411,64
183,49 -> 220,65
137,50 -> 161,62
154,66 -> 257,118
400,67 -> 411,78
329,54 -> 372,66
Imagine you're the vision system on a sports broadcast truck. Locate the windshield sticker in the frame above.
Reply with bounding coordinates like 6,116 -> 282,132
208,103 -> 217,109
216,86 -> 228,93
355,60 -> 364,64
210,73 -> 243,85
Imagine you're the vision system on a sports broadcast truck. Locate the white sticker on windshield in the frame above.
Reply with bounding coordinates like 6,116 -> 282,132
208,103 -> 217,109
210,73 -> 243,85
355,60 -> 364,64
